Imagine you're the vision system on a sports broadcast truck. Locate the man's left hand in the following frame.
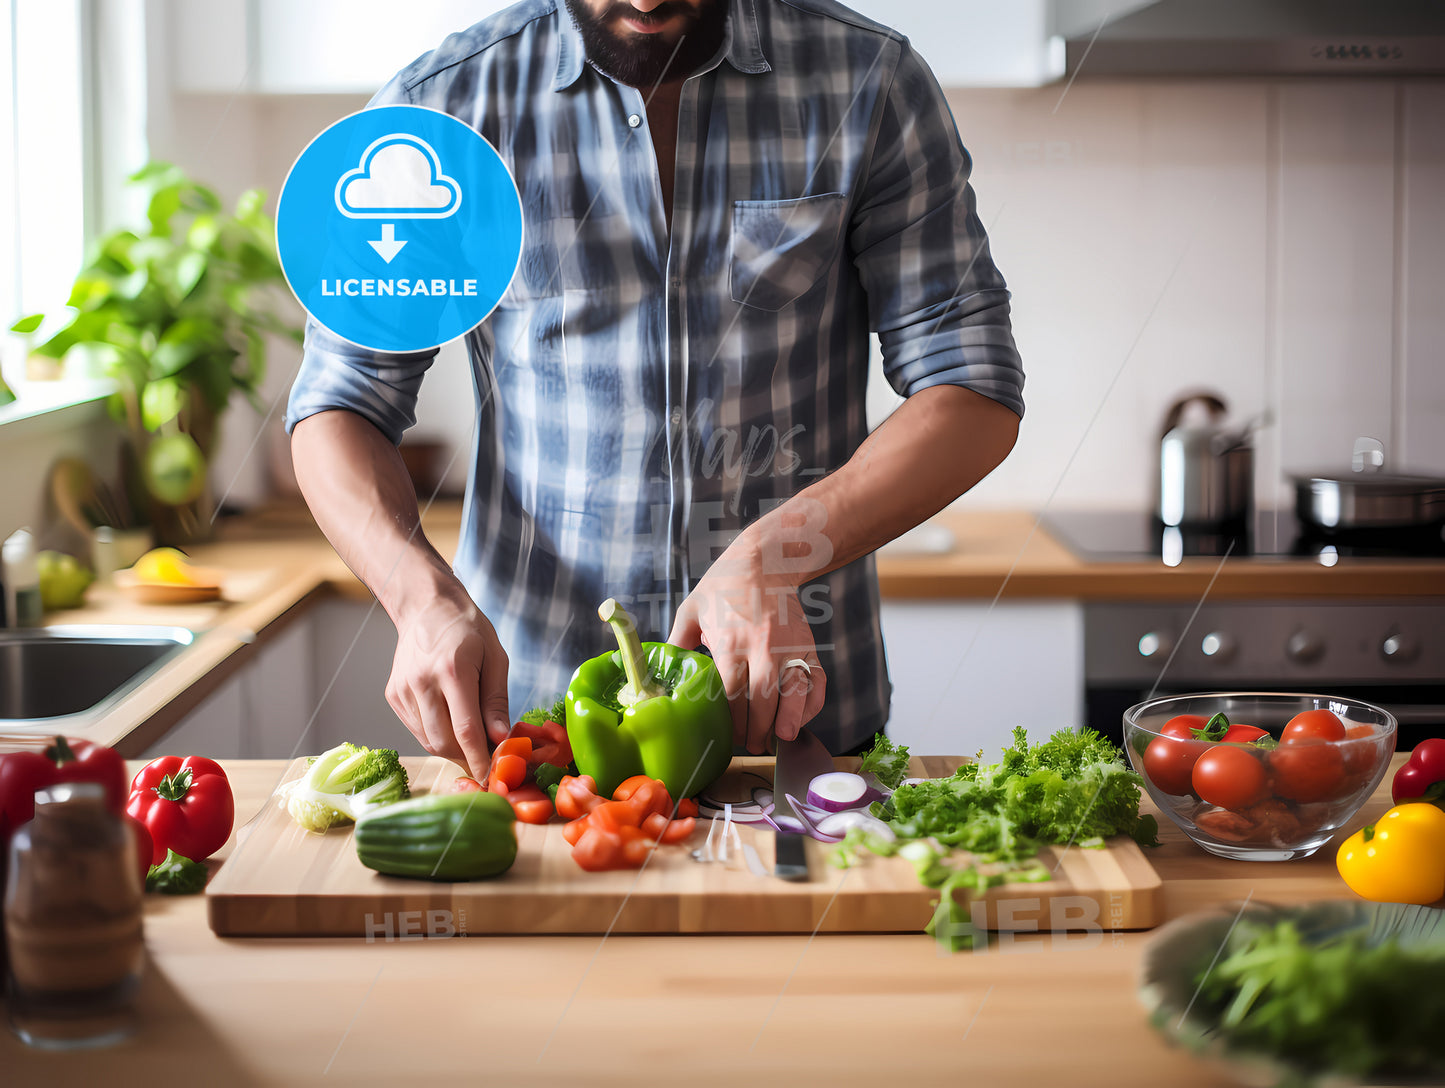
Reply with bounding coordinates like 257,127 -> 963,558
667,536 -> 827,753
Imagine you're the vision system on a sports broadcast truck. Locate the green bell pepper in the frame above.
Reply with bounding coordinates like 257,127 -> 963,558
564,599 -> 733,800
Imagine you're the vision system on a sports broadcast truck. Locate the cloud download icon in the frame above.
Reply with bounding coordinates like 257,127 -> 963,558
335,135 -> 463,264
276,105 -> 523,354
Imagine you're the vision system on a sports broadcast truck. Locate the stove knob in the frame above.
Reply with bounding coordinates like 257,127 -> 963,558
1286,629 -> 1325,664
1381,632 -> 1419,663
1138,631 -> 1173,659
1201,631 -> 1235,662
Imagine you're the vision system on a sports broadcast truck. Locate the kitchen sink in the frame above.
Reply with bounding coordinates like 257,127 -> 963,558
0,624 -> 194,729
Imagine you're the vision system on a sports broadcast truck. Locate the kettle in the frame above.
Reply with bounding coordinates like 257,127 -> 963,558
1157,393 -> 1254,529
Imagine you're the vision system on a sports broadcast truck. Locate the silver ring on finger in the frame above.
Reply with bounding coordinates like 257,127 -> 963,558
780,657 -> 814,696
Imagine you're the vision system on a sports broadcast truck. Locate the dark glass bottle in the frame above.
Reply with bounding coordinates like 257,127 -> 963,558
4,781 -> 144,1048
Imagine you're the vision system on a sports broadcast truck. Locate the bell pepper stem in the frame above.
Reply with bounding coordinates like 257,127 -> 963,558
598,598 -> 665,705
45,736 -> 78,766
153,768 -> 194,802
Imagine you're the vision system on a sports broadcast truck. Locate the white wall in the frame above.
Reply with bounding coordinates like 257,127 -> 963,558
0,400 -> 123,553
925,79 -> 1443,514
146,68 -> 1445,515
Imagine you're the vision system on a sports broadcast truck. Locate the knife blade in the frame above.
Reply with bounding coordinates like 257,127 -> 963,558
771,725 -> 836,882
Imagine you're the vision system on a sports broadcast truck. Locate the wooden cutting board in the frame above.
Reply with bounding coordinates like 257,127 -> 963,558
206,755 -> 1163,938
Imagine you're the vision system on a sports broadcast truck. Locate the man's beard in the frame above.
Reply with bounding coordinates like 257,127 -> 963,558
564,0 -> 727,88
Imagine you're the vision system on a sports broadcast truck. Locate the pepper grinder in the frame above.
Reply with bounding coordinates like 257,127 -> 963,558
4,781 -> 144,1048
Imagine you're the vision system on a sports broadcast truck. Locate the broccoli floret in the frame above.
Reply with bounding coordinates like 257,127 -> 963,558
286,742 -> 410,832
518,696 -> 566,726
146,848 -> 209,895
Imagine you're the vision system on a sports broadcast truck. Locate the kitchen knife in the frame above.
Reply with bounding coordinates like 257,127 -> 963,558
771,726 -> 836,882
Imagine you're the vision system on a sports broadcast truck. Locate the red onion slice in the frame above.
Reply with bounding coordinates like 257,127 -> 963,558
806,771 -> 881,812
815,810 -> 895,841
784,793 -> 845,843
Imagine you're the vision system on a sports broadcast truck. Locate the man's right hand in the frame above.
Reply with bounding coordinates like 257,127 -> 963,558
386,583 -> 510,780
291,410 -> 509,779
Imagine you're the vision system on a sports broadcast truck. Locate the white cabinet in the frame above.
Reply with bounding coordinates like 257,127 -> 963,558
879,601 -> 1083,761
308,599 -> 427,756
142,615 -> 317,760
140,598 -> 424,761
167,0 -> 511,95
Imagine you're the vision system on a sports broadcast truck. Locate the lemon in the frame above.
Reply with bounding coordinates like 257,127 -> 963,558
144,432 -> 207,506
131,547 -> 197,585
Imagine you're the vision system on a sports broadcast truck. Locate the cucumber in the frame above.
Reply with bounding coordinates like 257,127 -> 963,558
354,791 -> 517,880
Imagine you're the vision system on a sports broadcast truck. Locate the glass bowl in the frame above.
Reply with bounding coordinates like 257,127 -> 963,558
1123,692 -> 1397,861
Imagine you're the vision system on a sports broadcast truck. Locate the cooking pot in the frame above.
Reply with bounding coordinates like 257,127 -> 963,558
1295,438 -> 1445,534
1157,393 -> 1254,529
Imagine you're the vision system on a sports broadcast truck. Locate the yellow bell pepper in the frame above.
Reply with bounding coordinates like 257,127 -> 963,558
1336,803 -> 1445,905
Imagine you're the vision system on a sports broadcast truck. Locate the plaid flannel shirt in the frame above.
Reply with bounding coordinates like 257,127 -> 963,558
286,0 -> 1024,751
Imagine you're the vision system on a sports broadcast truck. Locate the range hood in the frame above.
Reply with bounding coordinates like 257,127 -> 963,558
1055,0 -> 1445,77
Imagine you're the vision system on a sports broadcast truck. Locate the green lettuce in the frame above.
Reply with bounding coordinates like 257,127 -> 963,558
881,726 -> 1158,861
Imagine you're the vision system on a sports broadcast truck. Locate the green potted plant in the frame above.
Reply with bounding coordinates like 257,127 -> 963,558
11,162 -> 303,544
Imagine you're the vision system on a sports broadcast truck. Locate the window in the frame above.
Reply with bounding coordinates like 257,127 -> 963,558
1,0 -> 92,406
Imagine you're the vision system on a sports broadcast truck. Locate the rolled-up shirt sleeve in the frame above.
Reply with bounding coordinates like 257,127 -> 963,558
283,71 -> 438,445
284,319 -> 437,445
850,40 -> 1025,418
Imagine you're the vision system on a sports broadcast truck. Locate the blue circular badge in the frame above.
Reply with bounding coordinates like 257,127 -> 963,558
276,105 -> 523,354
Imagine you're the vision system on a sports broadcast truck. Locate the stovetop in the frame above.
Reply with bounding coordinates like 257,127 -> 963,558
1042,510 -> 1445,565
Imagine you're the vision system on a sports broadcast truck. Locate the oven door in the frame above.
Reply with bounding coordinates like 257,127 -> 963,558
1083,602 -> 1445,751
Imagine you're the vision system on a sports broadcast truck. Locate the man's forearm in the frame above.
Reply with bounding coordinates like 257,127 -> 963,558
290,410 -> 460,623
739,385 -> 1020,584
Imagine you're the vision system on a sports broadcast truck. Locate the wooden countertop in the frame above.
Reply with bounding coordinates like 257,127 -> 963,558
0,756 -> 1410,1087
5,501 -> 1440,758
877,509 -> 1445,600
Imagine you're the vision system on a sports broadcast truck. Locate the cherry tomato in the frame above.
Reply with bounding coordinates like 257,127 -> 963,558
1144,735 -> 1204,796
1237,799 -> 1303,844
449,775 -> 485,793
1281,708 -> 1345,744
1192,745 -> 1269,810
1270,741 -> 1346,803
1220,723 -> 1268,744
1160,714 -> 1209,740
1142,714 -> 1213,795
1340,723 -> 1378,776
1194,808 -> 1255,842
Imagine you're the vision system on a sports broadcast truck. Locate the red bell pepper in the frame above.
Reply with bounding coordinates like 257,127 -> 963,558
0,736 -> 128,853
1393,738 -> 1445,808
124,814 -> 154,889
126,756 -> 235,865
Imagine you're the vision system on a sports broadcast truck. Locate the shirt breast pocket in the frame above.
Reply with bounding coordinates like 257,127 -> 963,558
729,192 -> 847,312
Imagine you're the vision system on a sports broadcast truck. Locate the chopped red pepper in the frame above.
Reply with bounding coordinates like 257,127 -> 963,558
509,719 -> 572,769
561,775 -> 696,870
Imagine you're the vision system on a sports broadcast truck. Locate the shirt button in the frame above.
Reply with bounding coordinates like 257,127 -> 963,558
669,407 -> 683,425
627,114 -> 642,128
